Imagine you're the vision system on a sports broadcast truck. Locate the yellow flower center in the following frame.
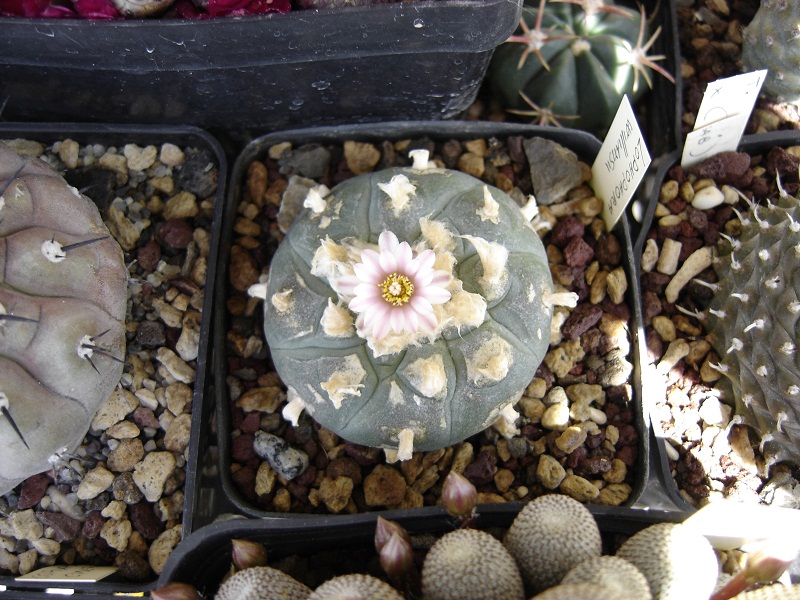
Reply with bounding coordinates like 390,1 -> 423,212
379,273 -> 414,306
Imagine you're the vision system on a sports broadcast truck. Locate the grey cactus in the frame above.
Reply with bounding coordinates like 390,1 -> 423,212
741,0 -> 800,106
0,142 -> 127,495
705,181 -> 800,467
256,150 -> 566,460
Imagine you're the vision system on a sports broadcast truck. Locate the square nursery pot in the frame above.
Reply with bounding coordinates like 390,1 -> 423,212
0,123 -> 226,598
633,130 -> 800,517
155,503 -> 685,597
0,0 -> 520,130
201,120 -> 688,528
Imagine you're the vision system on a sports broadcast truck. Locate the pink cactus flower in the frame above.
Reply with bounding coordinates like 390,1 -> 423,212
337,231 -> 451,340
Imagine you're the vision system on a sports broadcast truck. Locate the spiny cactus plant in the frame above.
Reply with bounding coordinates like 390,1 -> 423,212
741,0 -> 800,107
704,182 -> 800,468
254,149 -> 570,460
488,0 -> 674,133
0,142 -> 127,495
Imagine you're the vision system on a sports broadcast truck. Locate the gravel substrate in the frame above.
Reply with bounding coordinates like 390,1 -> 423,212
222,133 -> 641,515
0,136 -> 218,582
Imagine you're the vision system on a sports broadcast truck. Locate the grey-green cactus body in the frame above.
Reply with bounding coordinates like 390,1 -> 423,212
742,0 -> 800,106
263,163 -> 554,455
0,142 -> 127,495
707,185 -> 800,467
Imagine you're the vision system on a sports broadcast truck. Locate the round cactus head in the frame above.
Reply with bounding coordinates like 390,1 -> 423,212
742,0 -> 800,106
258,150 -> 558,459
0,142 -> 127,495
488,0 -> 674,133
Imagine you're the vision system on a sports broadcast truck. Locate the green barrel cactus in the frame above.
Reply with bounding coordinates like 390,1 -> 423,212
742,0 -> 800,106
0,142 -> 127,495
706,182 -> 800,467
488,0 -> 673,133
255,150 -> 566,460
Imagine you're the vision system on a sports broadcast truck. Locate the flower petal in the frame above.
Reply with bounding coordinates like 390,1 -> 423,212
410,249 -> 436,276
389,308 -> 407,334
378,231 -> 400,254
395,241 -> 414,273
335,275 -> 360,295
354,255 -> 383,283
373,311 -> 393,339
402,304 -> 419,332
379,249 -> 397,273
420,286 -> 451,305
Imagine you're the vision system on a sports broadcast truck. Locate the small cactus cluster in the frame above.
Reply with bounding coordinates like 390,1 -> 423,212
741,0 -> 800,107
705,182 -> 800,468
254,150 -> 567,460
0,142 -> 127,495
153,474 -> 800,600
488,0 -> 674,133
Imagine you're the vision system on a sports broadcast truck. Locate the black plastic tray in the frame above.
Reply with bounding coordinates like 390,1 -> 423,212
0,123 -> 226,598
157,503 -> 685,597
203,120 -> 690,526
0,0 -> 520,130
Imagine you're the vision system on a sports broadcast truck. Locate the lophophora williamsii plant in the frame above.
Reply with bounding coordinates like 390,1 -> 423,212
488,0 -> 674,133
0,142 -> 127,495
150,474 -> 800,600
250,149 -> 574,461
741,0 -> 800,107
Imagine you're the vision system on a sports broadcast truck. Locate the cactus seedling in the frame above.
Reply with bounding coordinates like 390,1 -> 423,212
741,0 -> 800,107
488,0 -> 674,134
0,142 -> 127,495
255,149 -> 571,460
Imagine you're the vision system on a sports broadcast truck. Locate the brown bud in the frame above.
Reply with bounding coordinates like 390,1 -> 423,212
149,582 -> 204,600
442,471 -> 478,520
379,532 -> 414,580
231,538 -> 268,571
375,516 -> 411,553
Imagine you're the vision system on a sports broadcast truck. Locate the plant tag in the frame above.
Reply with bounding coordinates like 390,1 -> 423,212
591,95 -> 651,230
681,501 -> 800,551
16,564 -> 118,583
681,69 -> 767,168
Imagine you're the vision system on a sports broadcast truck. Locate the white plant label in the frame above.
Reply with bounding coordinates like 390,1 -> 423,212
681,69 -> 767,168
16,565 -> 118,583
592,95 -> 651,230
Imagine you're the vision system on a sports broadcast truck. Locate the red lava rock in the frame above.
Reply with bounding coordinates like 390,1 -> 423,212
344,443 -> 381,467
565,446 -> 588,469
576,455 -> 612,476
562,303 -> 603,340
115,550 -> 152,581
688,151 -> 751,185
81,511 -> 105,539
131,406 -> 160,430
159,219 -> 194,249
595,234 -> 622,266
563,236 -> 595,267
137,238 -> 161,272
678,236 -> 705,262
17,473 -> 51,510
616,445 -> 638,467
765,146 -> 800,179
327,456 -> 363,485
238,411 -> 262,434
666,197 -> 686,214
550,215 -> 585,248
231,466 -> 257,500
128,502 -> 164,541
36,511 -> 81,542
616,423 -> 639,446
231,433 -> 256,462
463,450 -> 497,486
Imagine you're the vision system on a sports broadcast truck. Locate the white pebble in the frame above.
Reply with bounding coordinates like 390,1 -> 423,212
692,186 -> 725,210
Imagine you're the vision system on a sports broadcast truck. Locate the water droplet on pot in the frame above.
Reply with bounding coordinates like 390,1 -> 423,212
413,18 -> 424,28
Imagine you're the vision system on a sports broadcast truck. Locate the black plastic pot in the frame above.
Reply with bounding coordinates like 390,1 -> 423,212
633,130 -> 800,516
0,123 -> 226,598
156,503 -> 685,597
0,0 -> 520,130
202,120 -> 689,526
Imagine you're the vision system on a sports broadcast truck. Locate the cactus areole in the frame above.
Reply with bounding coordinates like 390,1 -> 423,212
256,151 -> 559,460
0,143 -> 127,495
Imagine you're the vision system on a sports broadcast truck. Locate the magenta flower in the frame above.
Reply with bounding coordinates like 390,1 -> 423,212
337,231 -> 451,341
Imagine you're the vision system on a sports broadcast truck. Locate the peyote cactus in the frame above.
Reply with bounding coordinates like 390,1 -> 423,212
255,150 -> 569,460
705,182 -> 800,467
488,0 -> 673,133
0,142 -> 127,495
741,0 -> 800,107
